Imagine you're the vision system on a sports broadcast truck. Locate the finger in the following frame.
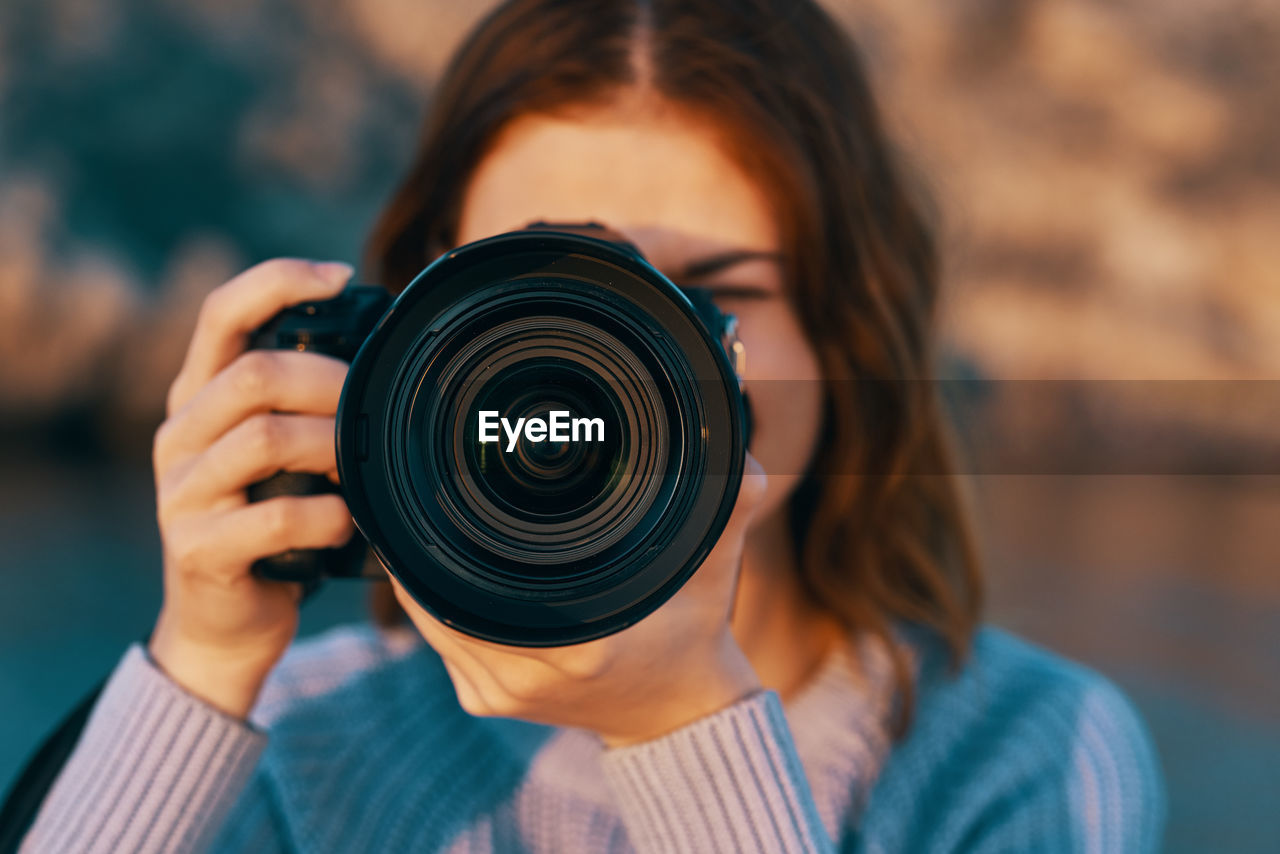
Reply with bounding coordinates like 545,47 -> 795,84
169,258 -> 353,414
388,573 -> 475,657
169,494 -> 354,579
386,573 -> 522,687
391,575 -> 594,704
440,656 -> 490,715
386,574 -> 502,701
156,350 -> 348,473
417,616 -> 540,714
164,414 -> 336,512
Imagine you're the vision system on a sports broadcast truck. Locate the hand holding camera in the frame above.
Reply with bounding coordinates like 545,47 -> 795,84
148,259 -> 359,718
393,452 -> 767,747
148,224 -> 752,722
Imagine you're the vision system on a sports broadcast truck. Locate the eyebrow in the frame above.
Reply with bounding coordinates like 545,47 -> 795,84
676,249 -> 785,281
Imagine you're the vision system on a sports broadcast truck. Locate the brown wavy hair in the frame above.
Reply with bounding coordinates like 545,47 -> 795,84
361,0 -> 982,736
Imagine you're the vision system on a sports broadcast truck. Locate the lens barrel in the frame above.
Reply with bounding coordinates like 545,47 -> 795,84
337,228 -> 748,646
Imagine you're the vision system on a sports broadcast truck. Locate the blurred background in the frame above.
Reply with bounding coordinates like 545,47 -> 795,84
1,0 -> 1277,849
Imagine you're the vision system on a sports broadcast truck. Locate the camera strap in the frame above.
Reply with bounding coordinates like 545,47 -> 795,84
0,679 -> 105,854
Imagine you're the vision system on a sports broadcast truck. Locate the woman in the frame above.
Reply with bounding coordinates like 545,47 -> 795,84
21,0 -> 1164,851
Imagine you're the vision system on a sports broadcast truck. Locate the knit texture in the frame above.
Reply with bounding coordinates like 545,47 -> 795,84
20,624 -> 1165,852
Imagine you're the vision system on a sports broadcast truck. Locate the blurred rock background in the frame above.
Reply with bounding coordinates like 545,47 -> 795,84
0,0 -> 1276,850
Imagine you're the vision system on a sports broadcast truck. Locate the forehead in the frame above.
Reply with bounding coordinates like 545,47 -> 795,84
455,105 -> 779,268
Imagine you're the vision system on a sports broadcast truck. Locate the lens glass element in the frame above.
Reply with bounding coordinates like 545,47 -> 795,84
398,294 -> 676,583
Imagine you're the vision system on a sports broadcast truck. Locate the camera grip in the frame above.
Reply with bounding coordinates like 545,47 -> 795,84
244,284 -> 393,589
248,472 -> 368,585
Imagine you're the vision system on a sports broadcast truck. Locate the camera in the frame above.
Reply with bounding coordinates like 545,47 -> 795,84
248,223 -> 750,646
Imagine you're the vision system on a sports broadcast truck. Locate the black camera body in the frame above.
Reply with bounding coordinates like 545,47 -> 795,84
248,223 -> 749,646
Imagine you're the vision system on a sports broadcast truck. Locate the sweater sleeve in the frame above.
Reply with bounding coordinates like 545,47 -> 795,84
19,644 -> 271,854
600,690 -> 834,853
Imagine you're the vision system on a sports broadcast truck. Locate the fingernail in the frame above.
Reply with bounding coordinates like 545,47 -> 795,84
312,260 -> 354,285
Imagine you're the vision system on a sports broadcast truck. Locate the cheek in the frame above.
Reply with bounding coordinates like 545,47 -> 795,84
735,306 -> 824,520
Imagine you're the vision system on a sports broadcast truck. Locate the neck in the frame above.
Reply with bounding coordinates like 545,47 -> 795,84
730,503 -> 843,701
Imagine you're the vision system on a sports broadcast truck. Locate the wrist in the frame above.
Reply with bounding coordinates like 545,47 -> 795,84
599,634 -> 761,748
148,615 -> 279,719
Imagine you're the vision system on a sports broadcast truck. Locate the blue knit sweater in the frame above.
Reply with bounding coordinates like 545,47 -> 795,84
21,623 -> 1165,852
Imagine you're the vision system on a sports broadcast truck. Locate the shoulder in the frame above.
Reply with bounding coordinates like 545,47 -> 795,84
859,626 -> 1166,853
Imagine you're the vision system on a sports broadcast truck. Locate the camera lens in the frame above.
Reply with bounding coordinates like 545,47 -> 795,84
415,306 -> 673,576
337,229 -> 747,645
466,369 -> 628,518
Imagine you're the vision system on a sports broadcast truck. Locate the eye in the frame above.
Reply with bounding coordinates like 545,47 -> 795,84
676,283 -> 776,304
707,285 -> 775,301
